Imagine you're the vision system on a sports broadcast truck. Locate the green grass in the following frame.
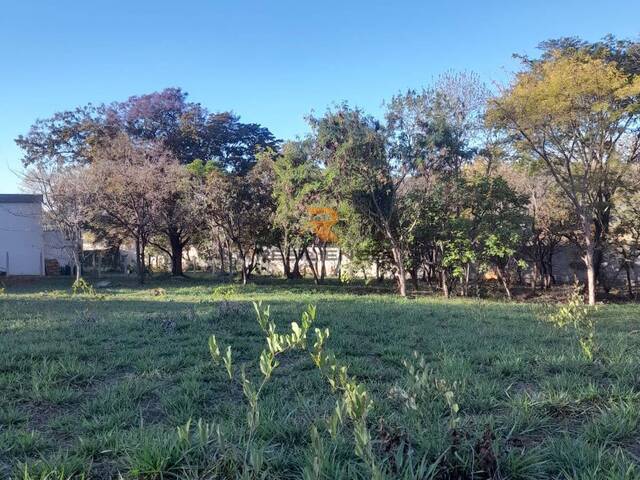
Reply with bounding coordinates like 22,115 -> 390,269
1,276 -> 640,479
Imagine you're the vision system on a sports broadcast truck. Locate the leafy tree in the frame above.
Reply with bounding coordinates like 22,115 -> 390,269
149,165 -> 205,276
385,73 -> 489,295
488,52 -> 640,304
85,134 -> 174,284
15,106 -> 108,167
310,104 -> 413,296
465,174 -> 528,299
108,89 -> 279,273
16,88 -> 279,276
500,161 -> 572,291
386,71 -> 488,175
524,35 -> 640,76
611,181 -> 640,298
271,141 -> 321,279
204,157 -> 275,284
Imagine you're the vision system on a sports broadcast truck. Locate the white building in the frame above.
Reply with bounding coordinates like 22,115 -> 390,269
0,194 -> 45,275
0,194 -> 74,276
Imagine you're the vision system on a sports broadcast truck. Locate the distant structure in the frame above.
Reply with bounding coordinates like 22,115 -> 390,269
0,194 -> 71,276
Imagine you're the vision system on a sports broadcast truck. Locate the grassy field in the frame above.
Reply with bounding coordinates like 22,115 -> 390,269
1,276 -> 640,479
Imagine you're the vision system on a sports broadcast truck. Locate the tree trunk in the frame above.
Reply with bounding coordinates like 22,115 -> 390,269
496,266 -> 511,300
442,269 -> 450,298
226,240 -> 234,278
239,250 -> 248,285
72,249 -> 82,282
410,267 -> 419,292
168,230 -> 185,276
217,237 -> 225,275
278,245 -> 291,279
391,246 -> 407,297
463,263 -> 471,297
582,217 -> 597,305
336,248 -> 342,278
319,243 -> 327,282
292,248 -> 302,278
624,262 -> 634,299
304,247 -> 320,285
136,238 -> 145,284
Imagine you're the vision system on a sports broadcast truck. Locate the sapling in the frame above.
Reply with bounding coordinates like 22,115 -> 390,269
208,301 -> 381,478
549,283 -> 598,361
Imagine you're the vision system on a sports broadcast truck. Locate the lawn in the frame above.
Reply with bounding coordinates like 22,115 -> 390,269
1,276 -> 640,479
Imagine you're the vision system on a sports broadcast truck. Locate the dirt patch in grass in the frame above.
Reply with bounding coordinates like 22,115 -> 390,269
23,401 -> 65,433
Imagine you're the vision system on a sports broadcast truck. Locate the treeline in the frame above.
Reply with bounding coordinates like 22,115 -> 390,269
17,36 -> 640,304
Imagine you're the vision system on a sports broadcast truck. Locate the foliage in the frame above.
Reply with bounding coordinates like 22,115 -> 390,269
70,278 -> 95,296
548,284 -> 598,361
211,284 -> 239,300
209,302 -> 381,477
488,49 -> 640,304
203,155 -> 275,284
270,141 -> 323,280
386,71 -> 488,174
390,351 -> 461,430
311,104 -> 413,295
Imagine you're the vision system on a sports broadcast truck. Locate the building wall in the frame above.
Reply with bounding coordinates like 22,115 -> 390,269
0,201 -> 44,275
43,230 -> 74,270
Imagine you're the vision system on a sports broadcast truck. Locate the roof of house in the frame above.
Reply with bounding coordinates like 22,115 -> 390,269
0,194 -> 43,203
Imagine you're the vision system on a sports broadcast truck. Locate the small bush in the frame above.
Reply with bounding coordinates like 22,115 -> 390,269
548,283 -> 598,361
71,278 -> 95,296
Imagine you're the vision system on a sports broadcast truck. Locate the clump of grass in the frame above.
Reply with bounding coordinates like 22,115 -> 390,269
151,287 -> 166,297
74,308 -> 98,328
390,351 -> 461,429
212,284 -> 238,299
16,452 -> 90,480
212,284 -> 244,319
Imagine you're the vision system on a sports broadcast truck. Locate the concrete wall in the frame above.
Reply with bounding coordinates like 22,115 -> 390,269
43,230 -> 74,269
0,201 -> 44,275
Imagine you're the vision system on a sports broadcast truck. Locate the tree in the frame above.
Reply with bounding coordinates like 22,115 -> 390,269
500,162 -> 572,291
386,71 -> 488,175
149,165 -> 204,276
524,35 -> 640,76
21,165 -> 90,280
108,89 -> 279,273
385,72 -> 489,295
16,88 -> 279,276
15,106 -> 108,168
488,52 -> 640,304
465,174 -> 528,299
271,141 -> 321,279
203,112 -> 280,174
611,179 -> 640,298
204,157 -> 275,284
86,134 -> 173,284
311,104 -> 413,296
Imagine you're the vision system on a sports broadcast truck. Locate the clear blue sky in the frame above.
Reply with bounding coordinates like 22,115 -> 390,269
1,0 -> 638,192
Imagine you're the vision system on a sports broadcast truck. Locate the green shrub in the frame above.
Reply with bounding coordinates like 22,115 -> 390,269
549,284 -> 598,361
208,301 -> 381,478
71,278 -> 95,296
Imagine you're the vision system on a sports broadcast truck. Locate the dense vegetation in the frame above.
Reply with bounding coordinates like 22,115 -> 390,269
16,35 -> 640,305
1,277 -> 640,478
